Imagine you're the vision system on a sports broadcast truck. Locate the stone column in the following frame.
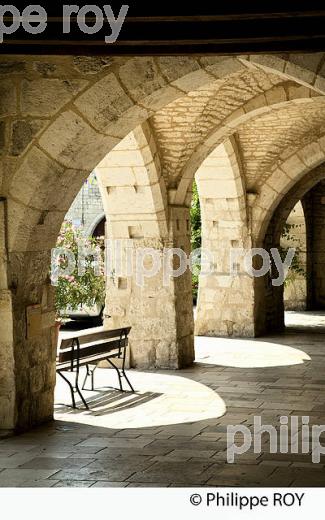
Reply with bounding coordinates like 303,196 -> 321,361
7,248 -> 57,431
0,198 -> 61,432
104,206 -> 194,369
0,199 -> 16,431
194,144 -> 255,337
194,199 -> 255,337
1,202 -> 56,432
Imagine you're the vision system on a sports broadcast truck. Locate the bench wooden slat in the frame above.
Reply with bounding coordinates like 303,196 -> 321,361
58,338 -> 128,364
57,349 -> 121,370
59,327 -> 131,350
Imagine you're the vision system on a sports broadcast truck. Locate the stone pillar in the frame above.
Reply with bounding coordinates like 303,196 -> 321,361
0,199 -> 16,431
253,258 -> 285,336
303,181 -> 325,309
96,126 -> 194,369
0,203 -> 56,432
170,206 -> 194,367
255,201 -> 287,336
194,143 -> 255,337
0,289 -> 15,431
104,206 -> 194,369
0,199 -> 60,432
8,249 -> 57,431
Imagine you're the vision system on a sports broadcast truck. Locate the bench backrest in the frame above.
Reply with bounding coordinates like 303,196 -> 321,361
58,327 -> 131,366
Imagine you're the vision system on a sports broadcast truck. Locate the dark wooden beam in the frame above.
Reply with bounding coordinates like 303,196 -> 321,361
1,3 -> 325,55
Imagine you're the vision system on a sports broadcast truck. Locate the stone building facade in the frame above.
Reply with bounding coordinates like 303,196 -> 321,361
64,171 -> 104,235
2,54 -> 325,432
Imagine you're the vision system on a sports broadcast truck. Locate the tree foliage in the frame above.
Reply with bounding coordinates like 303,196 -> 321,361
280,222 -> 306,287
190,182 -> 202,302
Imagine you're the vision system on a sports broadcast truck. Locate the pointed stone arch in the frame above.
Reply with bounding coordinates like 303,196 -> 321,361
252,151 -> 325,335
253,136 -> 325,246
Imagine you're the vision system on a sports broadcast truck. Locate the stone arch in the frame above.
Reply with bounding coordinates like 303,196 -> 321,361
85,212 -> 106,237
170,97 -> 325,340
96,122 -> 168,240
5,56 -> 324,256
171,96 -> 325,339
246,131 -> 325,336
255,162 -> 325,335
247,53 -> 325,93
175,96 -> 325,205
253,136 -> 325,246
2,53 -> 325,431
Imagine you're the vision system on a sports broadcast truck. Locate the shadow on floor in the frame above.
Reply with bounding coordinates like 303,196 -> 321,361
55,389 -> 162,416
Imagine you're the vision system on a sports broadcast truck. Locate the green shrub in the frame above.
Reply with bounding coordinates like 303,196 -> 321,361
54,221 -> 106,320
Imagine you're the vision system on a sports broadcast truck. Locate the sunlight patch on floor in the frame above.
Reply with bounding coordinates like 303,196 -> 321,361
195,336 -> 310,368
54,370 -> 226,429
285,310 -> 325,329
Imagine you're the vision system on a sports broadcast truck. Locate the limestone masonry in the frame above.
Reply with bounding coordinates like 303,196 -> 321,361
1,54 -> 325,431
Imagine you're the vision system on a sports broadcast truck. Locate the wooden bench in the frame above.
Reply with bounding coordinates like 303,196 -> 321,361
56,327 -> 134,409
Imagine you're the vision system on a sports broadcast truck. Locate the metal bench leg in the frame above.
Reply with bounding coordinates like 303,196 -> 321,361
57,369 -> 88,410
106,357 -> 135,393
91,366 -> 97,391
82,364 -> 97,391
121,346 -> 135,392
57,370 -> 76,408
75,369 -> 89,410
121,369 -> 135,393
82,364 -> 91,390
106,357 -> 123,391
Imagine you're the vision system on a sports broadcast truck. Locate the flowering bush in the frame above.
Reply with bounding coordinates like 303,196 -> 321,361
54,221 -> 106,320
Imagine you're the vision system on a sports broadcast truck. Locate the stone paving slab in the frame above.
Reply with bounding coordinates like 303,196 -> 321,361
91,481 -> 129,487
128,460 -> 216,485
0,480 -> 60,488
0,468 -> 59,482
19,457 -> 94,470
54,480 -> 96,487
51,467 -> 135,482
0,453 -> 41,469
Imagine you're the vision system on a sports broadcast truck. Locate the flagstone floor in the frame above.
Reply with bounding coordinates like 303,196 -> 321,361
1,311 -> 325,487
